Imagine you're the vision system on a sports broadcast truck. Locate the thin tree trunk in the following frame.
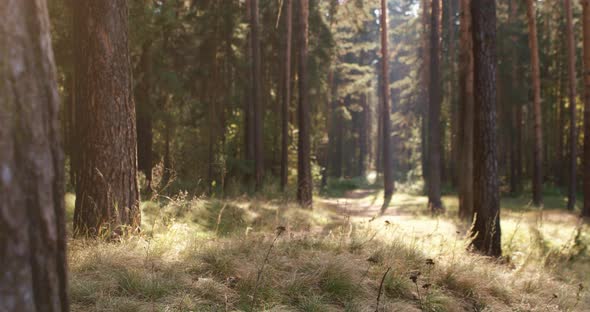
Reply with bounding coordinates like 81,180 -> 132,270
251,0 -> 264,191
281,0 -> 292,191
428,0 -> 444,213
359,93 -> 368,177
448,0 -> 458,188
297,0 -> 313,208
381,0 -> 395,212
509,0 -> 522,195
526,0 -> 544,207
565,0 -> 578,211
421,0 -> 431,188
73,0 -> 140,236
136,42 -> 154,193
0,0 -> 68,310
458,0 -> 474,220
583,0 -> 590,217
470,0 -> 501,257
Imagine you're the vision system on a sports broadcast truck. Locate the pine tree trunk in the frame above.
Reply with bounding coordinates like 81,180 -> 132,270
421,0 -> 431,188
582,0 -> 590,217
470,0 -> 501,257
250,0 -> 264,191
526,0 -> 544,207
448,0 -> 458,188
458,0 -> 474,220
244,0 -> 255,183
281,0 -> 292,191
73,0 -> 140,236
136,42 -> 154,193
509,0 -> 522,195
359,93 -> 368,177
565,0 -> 578,210
0,1 -> 68,310
381,0 -> 395,211
297,0 -> 313,208
428,0 -> 444,213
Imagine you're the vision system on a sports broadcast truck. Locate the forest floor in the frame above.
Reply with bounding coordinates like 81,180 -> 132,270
66,187 -> 590,312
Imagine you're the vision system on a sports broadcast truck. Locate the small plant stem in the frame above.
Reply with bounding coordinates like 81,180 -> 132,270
375,267 -> 391,312
250,231 -> 283,311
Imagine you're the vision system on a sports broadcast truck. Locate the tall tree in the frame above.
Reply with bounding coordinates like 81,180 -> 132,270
428,0 -> 444,213
421,0 -> 431,187
250,0 -> 264,191
583,0 -> 590,218
73,0 -> 140,236
565,0 -> 578,210
458,0 -> 474,220
381,0 -> 395,211
509,0 -> 523,195
526,0 -> 544,207
136,42 -> 154,193
281,0 -> 292,191
470,0 -> 501,257
297,0 -> 313,208
0,0 -> 68,310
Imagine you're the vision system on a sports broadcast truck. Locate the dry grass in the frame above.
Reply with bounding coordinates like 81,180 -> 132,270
67,191 -> 590,311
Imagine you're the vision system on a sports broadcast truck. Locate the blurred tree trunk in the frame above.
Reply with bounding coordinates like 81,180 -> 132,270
448,0 -> 458,188
244,0 -> 255,184
428,0 -> 444,213
359,93 -> 368,178
73,0 -> 140,236
281,0 -> 292,191
509,0 -> 522,195
458,0 -> 474,220
136,42 -> 154,193
0,0 -> 68,310
583,0 -> 590,217
421,0 -> 431,188
526,0 -> 544,207
297,0 -> 313,208
470,0 -> 501,257
250,0 -> 264,191
565,0 -> 578,211
381,0 -> 395,211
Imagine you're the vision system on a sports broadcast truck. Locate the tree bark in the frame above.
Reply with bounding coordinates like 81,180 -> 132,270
448,0 -> 458,188
0,0 -> 68,310
583,0 -> 590,217
73,0 -> 140,236
458,0 -> 474,220
470,0 -> 501,257
526,0 -> 544,207
565,0 -> 578,211
421,0 -> 431,189
509,0 -> 522,195
281,0 -> 292,191
428,0 -> 444,213
297,0 -> 313,208
381,0 -> 395,211
250,0 -> 264,191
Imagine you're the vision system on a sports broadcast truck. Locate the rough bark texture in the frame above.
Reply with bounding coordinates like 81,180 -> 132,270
281,0 -> 292,191
297,0 -> 313,208
136,42 -> 154,192
251,0 -> 264,191
526,0 -> 544,207
470,0 -> 501,257
381,0 -> 395,211
73,0 -> 140,236
0,0 -> 68,310
583,0 -> 590,217
458,0 -> 474,220
565,0 -> 578,211
428,0 -> 443,213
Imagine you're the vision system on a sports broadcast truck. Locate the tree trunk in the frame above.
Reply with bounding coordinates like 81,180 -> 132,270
421,0 -> 431,188
250,0 -> 264,191
428,0 -> 444,213
470,0 -> 501,257
359,93 -> 368,178
458,0 -> 474,220
583,0 -> 590,217
136,42 -> 154,193
297,0 -> 313,208
281,0 -> 292,191
73,0 -> 140,236
448,0 -> 458,188
526,0 -> 544,207
0,1 -> 68,310
244,0 -> 255,184
565,0 -> 578,211
381,0 -> 395,211
509,0 -> 522,195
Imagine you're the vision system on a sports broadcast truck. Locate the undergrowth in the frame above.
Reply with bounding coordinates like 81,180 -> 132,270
67,191 -> 589,311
